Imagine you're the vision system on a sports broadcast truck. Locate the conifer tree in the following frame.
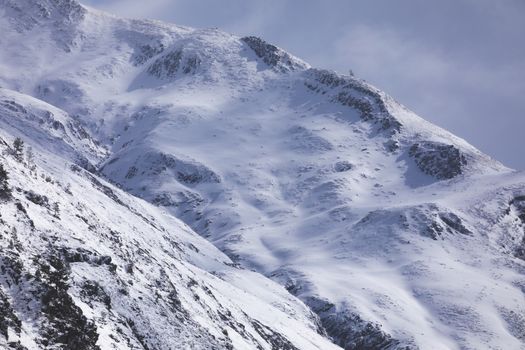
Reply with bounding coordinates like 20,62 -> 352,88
0,163 -> 11,199
13,137 -> 24,162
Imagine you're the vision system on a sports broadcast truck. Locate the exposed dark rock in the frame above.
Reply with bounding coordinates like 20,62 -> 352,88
439,212 -> 472,235
51,120 -> 66,132
147,49 -> 201,79
305,297 -> 414,350
272,267 -> 413,349
60,247 -> 115,270
409,141 -> 467,180
386,140 -> 400,152
75,155 -> 97,173
241,36 -> 304,72
305,69 -> 402,135
24,190 -> 49,208
167,289 -> 182,312
152,192 -> 177,207
423,220 -> 445,240
0,100 -> 27,114
407,205 -> 471,240
177,171 -> 209,185
135,152 -> 221,186
7,341 -> 28,349
80,280 -> 111,309
14,201 -> 34,228
67,120 -> 95,142
133,40 -> 166,65
334,161 -> 353,173
251,320 -> 299,350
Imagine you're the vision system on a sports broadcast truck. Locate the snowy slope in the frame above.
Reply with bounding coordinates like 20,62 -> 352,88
0,87 -> 106,170
1,1 -> 524,349
0,93 -> 339,349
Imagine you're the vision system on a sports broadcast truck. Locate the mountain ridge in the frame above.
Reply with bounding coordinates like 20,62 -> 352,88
0,1 -> 524,349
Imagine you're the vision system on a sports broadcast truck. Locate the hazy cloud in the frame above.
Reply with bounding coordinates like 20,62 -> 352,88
329,23 -> 525,168
84,0 -> 171,18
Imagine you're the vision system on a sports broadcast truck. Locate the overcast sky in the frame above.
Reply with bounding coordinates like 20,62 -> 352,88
83,0 -> 525,169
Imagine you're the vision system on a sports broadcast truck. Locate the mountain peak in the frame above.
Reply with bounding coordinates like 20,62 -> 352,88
1,0 -> 85,27
0,3 -> 523,350
1,0 -> 85,50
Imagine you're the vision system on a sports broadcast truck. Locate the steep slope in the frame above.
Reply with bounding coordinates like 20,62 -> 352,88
0,93 -> 339,349
0,87 -> 106,170
1,1 -> 524,349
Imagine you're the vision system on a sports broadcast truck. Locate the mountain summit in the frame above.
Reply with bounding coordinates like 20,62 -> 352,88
0,1 -> 524,349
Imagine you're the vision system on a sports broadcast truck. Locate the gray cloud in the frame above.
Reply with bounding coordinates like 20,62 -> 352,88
83,0 -> 525,169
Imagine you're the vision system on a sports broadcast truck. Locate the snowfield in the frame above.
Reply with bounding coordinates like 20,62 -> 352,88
0,0 -> 524,349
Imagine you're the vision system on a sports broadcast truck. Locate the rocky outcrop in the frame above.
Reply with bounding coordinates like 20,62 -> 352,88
306,297 -> 414,350
271,270 -> 413,350
305,69 -> 402,136
410,206 -> 472,240
409,141 -> 467,180
132,40 -> 166,66
147,48 -> 201,79
242,36 -> 307,72
334,161 -> 353,173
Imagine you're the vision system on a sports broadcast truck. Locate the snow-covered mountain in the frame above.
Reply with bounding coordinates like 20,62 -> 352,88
0,0 -> 524,349
0,106 -> 337,350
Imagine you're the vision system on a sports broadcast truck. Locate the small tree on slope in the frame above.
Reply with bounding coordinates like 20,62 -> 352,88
0,163 -> 11,200
13,137 -> 24,162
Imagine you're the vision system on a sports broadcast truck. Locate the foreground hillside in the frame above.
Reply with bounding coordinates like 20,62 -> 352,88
0,0 -> 524,349
0,91 -> 338,349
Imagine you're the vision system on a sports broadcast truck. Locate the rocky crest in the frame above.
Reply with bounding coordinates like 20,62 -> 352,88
305,69 -> 402,136
242,36 -> 308,72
